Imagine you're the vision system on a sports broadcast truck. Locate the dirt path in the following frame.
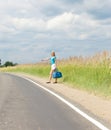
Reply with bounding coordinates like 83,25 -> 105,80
16,73 -> 111,127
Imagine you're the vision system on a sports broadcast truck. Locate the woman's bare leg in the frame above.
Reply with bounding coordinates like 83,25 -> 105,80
48,69 -> 53,82
47,69 -> 57,83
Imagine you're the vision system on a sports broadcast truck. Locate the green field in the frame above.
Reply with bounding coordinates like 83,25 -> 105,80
1,52 -> 111,98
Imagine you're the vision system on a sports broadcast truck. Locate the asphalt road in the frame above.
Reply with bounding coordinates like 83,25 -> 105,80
0,73 -> 103,130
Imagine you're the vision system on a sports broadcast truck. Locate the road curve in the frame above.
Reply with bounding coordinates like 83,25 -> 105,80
0,73 -> 106,130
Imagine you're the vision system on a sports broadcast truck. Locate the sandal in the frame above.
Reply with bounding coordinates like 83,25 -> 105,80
53,82 -> 57,84
46,81 -> 51,83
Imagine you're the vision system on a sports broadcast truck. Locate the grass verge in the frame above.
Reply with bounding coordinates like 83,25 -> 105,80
1,61 -> 111,98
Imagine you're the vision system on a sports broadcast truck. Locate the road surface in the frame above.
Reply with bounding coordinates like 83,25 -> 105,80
0,73 -> 105,130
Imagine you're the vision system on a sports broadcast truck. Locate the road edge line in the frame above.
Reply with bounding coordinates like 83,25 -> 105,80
10,73 -> 110,130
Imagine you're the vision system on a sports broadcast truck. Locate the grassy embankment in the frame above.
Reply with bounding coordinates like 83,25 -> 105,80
1,51 -> 111,98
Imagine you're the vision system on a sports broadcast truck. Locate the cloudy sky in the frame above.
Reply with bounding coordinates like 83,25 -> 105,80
0,0 -> 111,64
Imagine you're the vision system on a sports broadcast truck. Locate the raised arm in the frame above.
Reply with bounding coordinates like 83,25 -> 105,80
41,57 -> 50,61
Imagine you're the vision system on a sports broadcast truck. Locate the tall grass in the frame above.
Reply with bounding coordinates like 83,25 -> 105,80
1,50 -> 111,98
1,63 -> 50,77
59,64 -> 111,96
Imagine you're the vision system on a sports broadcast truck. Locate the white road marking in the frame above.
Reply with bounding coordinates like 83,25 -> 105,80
10,74 -> 110,130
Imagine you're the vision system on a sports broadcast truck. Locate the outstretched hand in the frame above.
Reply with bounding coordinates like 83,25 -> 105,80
41,58 -> 50,61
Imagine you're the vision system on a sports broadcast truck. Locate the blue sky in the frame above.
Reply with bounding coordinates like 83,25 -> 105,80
0,0 -> 111,64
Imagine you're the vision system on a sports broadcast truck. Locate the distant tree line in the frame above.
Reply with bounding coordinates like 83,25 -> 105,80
0,60 -> 18,67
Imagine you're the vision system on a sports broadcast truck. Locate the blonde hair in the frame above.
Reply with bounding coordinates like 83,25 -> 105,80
51,51 -> 55,56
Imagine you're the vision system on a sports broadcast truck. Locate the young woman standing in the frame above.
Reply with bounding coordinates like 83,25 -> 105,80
42,51 -> 57,83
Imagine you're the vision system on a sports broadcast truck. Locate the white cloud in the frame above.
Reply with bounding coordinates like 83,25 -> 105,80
12,17 -> 46,31
47,12 -> 75,30
2,10 -> 110,41
84,0 -> 111,9
46,12 -> 101,40
0,0 -> 111,63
